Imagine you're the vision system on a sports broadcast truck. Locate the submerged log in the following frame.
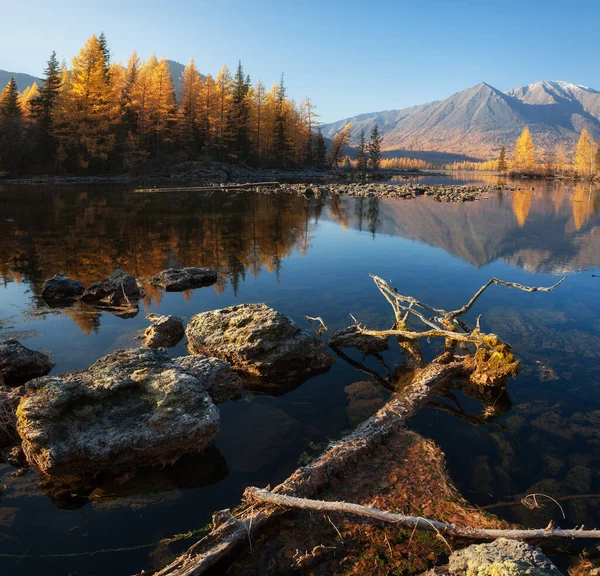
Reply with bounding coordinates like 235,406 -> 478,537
151,274 -> 567,576
134,182 -> 280,194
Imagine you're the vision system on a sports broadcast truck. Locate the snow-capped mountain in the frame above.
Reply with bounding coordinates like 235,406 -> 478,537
322,81 -> 600,160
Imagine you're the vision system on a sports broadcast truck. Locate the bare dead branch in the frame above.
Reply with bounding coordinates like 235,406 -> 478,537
446,276 -> 567,320
246,488 -> 600,541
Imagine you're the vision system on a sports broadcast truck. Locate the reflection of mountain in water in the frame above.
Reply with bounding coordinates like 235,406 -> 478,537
325,181 -> 600,274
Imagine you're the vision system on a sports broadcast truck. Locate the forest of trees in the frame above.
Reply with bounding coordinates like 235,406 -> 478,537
0,34 -> 330,176
504,126 -> 600,178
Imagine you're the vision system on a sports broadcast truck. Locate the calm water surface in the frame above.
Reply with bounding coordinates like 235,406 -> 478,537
0,173 -> 599,575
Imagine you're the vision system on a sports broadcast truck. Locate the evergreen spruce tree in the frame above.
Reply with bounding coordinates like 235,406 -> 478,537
0,78 -> 25,174
315,126 -> 326,169
497,145 -> 507,174
229,61 -> 250,160
367,123 -> 382,171
31,51 -> 62,165
273,73 -> 288,167
98,32 -> 111,77
356,129 -> 367,180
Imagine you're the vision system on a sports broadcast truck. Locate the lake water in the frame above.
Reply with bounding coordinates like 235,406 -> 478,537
0,173 -> 599,575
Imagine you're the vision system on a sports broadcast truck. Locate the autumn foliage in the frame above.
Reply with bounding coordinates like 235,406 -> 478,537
0,34 -> 321,175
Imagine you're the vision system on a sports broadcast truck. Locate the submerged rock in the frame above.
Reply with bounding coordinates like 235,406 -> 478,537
17,348 -> 219,476
447,538 -> 560,575
0,339 -> 54,386
41,273 -> 85,301
150,267 -> 218,291
140,314 -> 185,348
80,269 -> 142,308
186,303 -> 334,384
175,355 -> 243,403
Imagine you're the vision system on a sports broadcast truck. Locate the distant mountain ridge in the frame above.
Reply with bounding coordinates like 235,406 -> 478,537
1,60 -> 191,94
0,70 -> 43,92
322,80 -> 600,160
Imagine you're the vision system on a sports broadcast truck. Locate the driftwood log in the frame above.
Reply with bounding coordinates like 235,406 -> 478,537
246,488 -> 600,540
134,182 -> 280,194
149,274 -> 567,576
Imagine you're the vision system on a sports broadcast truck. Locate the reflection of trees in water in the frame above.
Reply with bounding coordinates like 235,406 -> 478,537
0,188 -> 324,302
512,190 -> 532,228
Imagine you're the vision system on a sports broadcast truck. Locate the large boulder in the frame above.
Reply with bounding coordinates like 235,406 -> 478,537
17,348 -> 220,476
41,273 -> 85,301
446,538 -> 560,575
175,355 -> 243,403
0,339 -> 54,386
150,267 -> 218,291
80,269 -> 142,308
140,314 -> 185,348
186,303 -> 334,384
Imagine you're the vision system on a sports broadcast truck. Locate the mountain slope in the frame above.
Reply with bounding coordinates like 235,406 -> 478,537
0,70 -> 42,92
323,81 -> 600,159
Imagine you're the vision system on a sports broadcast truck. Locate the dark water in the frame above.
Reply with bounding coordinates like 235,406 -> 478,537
0,174 -> 599,575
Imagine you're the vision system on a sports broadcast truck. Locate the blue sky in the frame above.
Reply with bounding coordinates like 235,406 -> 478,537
2,0 -> 599,122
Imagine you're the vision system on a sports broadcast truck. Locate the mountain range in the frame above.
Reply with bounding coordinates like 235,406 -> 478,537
322,81 -> 600,160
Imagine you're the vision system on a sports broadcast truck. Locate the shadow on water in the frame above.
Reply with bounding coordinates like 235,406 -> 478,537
0,175 -> 599,574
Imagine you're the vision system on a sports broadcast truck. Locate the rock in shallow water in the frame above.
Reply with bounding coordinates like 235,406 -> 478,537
186,303 -> 334,384
140,314 -> 185,348
17,348 -> 220,476
80,269 -> 142,308
150,267 -> 218,291
0,339 -> 54,386
174,355 -> 243,403
41,273 -> 85,301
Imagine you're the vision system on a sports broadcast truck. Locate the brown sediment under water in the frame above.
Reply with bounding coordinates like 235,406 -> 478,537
0,172 -> 599,575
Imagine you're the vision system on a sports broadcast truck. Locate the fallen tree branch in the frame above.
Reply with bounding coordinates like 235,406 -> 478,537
134,182 -> 280,194
151,361 -> 465,576
245,488 -> 600,540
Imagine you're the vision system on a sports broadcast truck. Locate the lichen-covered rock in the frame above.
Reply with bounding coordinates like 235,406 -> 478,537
186,303 -> 334,384
329,325 -> 389,353
41,273 -> 85,301
150,267 -> 218,291
17,348 -> 219,476
175,355 -> 243,403
0,385 -> 24,447
0,339 -> 54,386
447,538 -> 560,575
141,314 -> 185,348
80,269 -> 142,308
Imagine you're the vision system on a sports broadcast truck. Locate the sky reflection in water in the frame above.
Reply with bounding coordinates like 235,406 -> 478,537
0,174 -> 599,575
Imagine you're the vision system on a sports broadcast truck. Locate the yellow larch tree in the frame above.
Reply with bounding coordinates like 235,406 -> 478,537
20,82 -> 40,118
574,128 -> 596,178
69,34 -> 116,169
512,190 -> 532,228
215,65 -> 232,157
148,57 -> 176,159
177,59 -> 204,155
512,127 -> 536,172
